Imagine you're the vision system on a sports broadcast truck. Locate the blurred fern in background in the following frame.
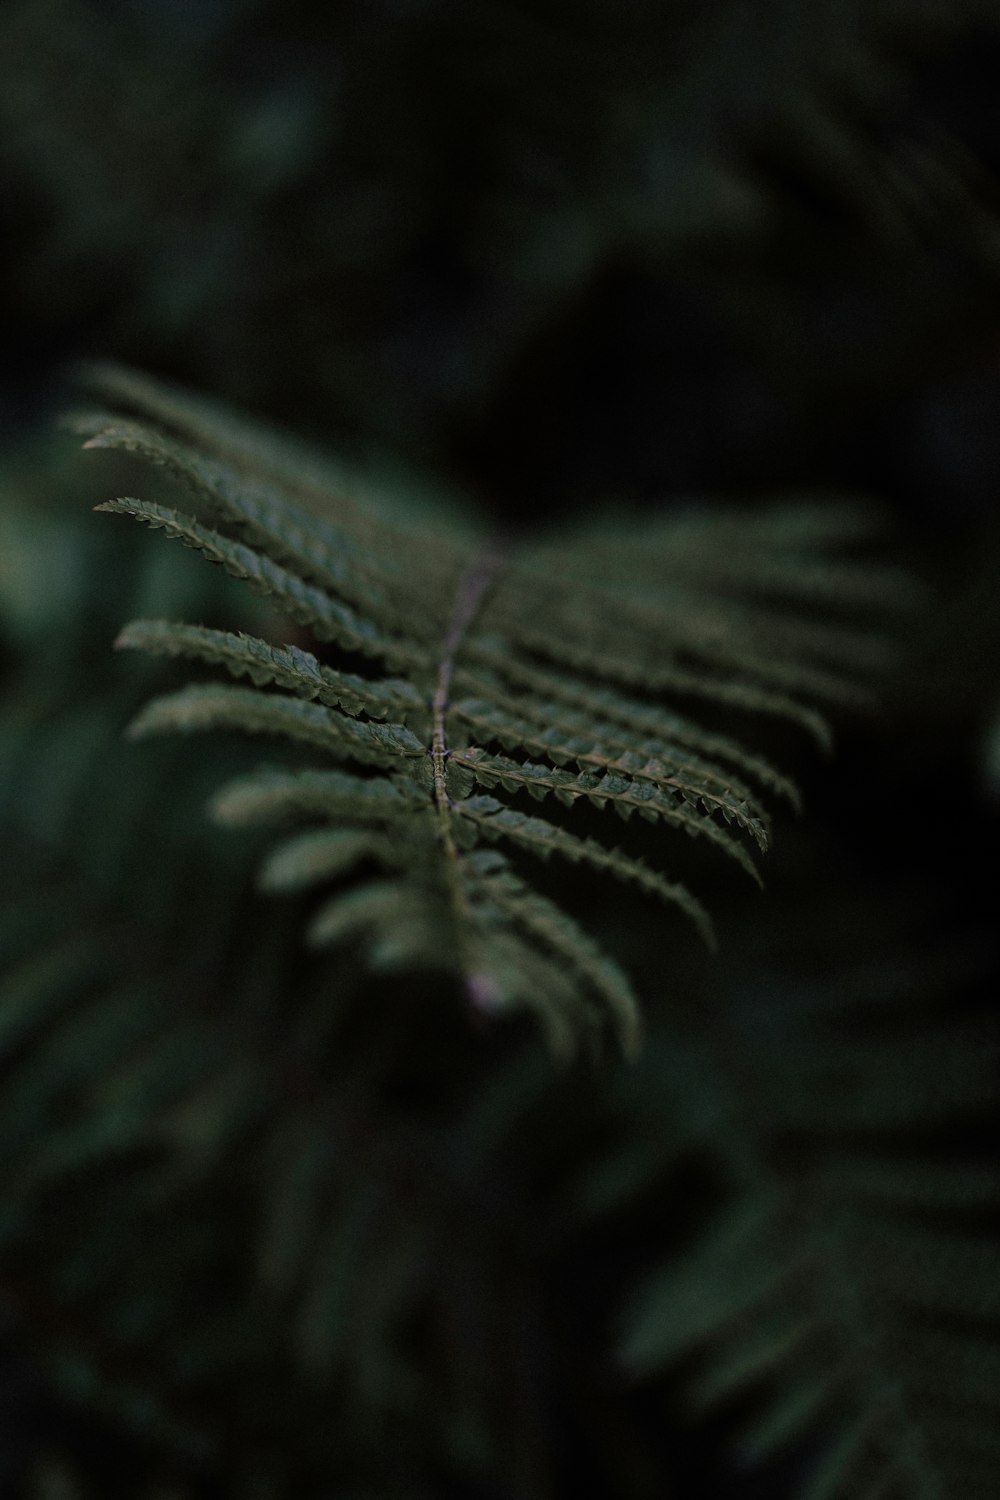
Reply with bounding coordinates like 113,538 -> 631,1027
1,1 -> 999,1496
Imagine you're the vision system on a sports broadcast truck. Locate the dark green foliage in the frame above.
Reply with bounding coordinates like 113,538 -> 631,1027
3,0 -> 1000,1494
0,394 -> 997,1497
611,887 -> 1000,1500
74,364 -> 905,1055
3,499 -> 995,1496
0,512 -> 556,1496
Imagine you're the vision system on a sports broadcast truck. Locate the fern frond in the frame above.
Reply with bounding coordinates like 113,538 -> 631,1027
610,889 -> 1000,1499
454,655 -> 807,805
77,409 -> 463,640
116,619 -> 424,720
457,795 -> 717,947
0,669 -> 556,1496
543,504 -> 921,615
84,366 -> 897,1049
467,625 -> 838,747
450,694 -> 776,822
307,877 -> 422,952
210,766 -> 425,827
258,828 -> 400,893
486,569 -> 888,705
96,497 -> 427,669
127,683 -> 426,767
454,746 -> 766,873
463,850 -> 641,1056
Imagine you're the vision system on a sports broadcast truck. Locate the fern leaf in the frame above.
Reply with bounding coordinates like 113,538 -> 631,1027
83,367 -> 898,1048
464,850 -> 642,1056
209,766 -> 425,828
116,619 -> 424,721
466,625 -> 837,748
96,498 -> 426,669
258,828 -> 397,893
486,574 -> 883,705
454,745 -> 767,872
79,361 -> 474,563
546,503 -> 921,612
610,890 -> 1000,1497
307,878 -> 415,951
127,682 -> 426,769
451,695 -> 775,825
619,1198 -> 789,1375
79,411 -> 460,640
454,655 -> 806,807
464,928 -> 593,1057
457,795 -> 718,947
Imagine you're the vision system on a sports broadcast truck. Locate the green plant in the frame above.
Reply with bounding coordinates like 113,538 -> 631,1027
0,366 -> 995,1500
608,879 -> 1000,1500
2,0 -> 1000,1493
72,363 -> 907,1056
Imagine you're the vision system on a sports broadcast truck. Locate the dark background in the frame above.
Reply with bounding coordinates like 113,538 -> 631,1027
1,2 -> 999,1496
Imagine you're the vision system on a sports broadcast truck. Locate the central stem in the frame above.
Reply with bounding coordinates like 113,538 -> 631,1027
431,545 -> 503,834
430,543 -> 505,983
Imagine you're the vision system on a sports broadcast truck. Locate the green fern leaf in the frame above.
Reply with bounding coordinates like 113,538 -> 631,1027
116,619 -> 424,720
95,497 -> 426,668
127,682 -> 426,766
453,658 -> 806,808
210,766 -> 425,827
81,365 -> 898,1051
611,891 -> 1000,1498
258,828 -> 399,893
450,695 -> 776,824
454,745 -> 767,871
463,850 -> 642,1056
